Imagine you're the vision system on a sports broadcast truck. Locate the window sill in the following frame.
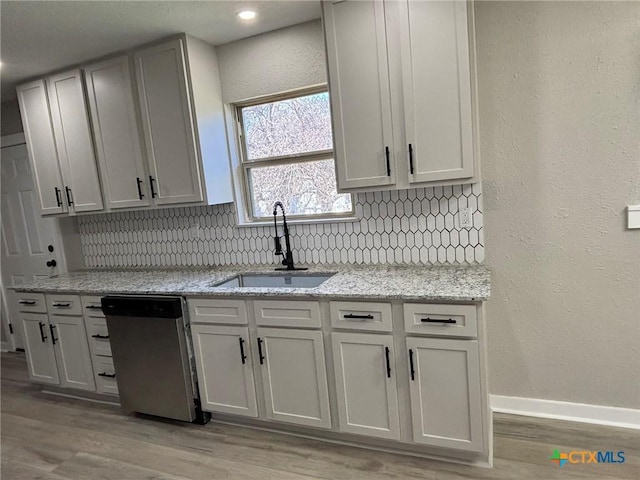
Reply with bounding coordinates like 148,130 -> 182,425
235,215 -> 359,228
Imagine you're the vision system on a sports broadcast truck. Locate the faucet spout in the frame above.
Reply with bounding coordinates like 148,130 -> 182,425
272,201 -> 307,271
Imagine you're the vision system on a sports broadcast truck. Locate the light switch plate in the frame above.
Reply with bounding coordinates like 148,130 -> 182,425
628,205 -> 640,229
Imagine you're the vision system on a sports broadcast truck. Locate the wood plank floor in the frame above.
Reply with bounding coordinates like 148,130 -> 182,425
2,352 -> 638,479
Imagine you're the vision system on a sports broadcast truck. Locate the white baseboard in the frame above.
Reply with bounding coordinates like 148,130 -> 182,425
491,395 -> 640,430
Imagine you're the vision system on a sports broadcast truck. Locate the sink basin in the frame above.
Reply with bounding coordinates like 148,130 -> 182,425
212,273 -> 335,289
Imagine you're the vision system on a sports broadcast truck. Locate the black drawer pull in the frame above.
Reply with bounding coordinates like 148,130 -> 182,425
98,372 -> 116,378
257,338 -> 265,365
85,305 -> 102,310
136,177 -> 145,200
50,324 -> 57,345
52,303 -> 71,308
91,334 -> 109,339
149,175 -> 157,198
65,186 -> 73,206
420,318 -> 457,324
385,346 -> 391,378
54,187 -> 63,207
409,349 -> 415,381
19,300 -> 37,305
408,143 -> 414,174
38,321 -> 47,343
385,146 -> 391,176
238,337 -> 247,365
343,314 -> 374,320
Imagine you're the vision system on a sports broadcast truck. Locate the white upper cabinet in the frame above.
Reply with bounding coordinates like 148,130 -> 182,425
400,0 -> 474,183
84,56 -> 150,209
16,80 -> 67,215
323,0 -> 476,192
134,39 -> 204,205
47,69 -> 104,213
323,0 -> 396,189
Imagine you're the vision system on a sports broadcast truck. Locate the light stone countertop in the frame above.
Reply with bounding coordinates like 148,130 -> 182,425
11,264 -> 490,302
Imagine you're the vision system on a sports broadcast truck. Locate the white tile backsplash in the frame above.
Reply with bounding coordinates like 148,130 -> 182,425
78,185 -> 484,268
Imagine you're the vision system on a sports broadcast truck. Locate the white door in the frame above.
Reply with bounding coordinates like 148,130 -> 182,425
257,328 -> 331,428
191,324 -> 258,417
1,142 -> 65,350
47,69 -> 104,213
323,0 -> 396,190
84,56 -> 151,210
49,314 -> 96,391
15,80 -> 66,215
399,0 -> 474,183
134,39 -> 204,205
406,337 -> 483,452
332,333 -> 400,439
20,313 -> 59,385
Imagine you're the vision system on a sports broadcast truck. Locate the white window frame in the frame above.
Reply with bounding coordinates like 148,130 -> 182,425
232,86 -> 355,225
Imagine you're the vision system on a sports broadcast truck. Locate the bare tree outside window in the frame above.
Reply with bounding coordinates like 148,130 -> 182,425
237,90 -> 353,219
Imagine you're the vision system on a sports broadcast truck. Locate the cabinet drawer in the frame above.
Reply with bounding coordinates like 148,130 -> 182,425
93,356 -> 118,396
86,317 -> 111,357
254,300 -> 321,328
16,293 -> 47,313
330,301 -> 392,332
188,298 -> 248,325
46,294 -> 82,316
404,304 -> 477,338
82,296 -> 105,318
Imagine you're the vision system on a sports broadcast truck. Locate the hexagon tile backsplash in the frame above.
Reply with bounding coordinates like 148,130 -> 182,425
78,184 -> 484,268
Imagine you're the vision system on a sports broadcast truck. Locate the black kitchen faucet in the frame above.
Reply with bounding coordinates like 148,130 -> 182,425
272,201 -> 307,271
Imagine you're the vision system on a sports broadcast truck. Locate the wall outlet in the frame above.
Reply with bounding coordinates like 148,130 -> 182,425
628,205 -> 640,229
459,207 -> 473,228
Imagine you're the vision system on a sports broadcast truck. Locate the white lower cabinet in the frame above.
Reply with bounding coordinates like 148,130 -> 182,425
257,328 -> 331,429
191,324 -> 258,417
20,313 -> 59,385
332,333 -> 400,439
49,314 -> 96,391
406,337 -> 483,452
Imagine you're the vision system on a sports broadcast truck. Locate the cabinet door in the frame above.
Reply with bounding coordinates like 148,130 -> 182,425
323,0 -> 396,190
134,39 -> 204,205
332,333 -> 400,439
15,80 -> 66,215
400,0 -> 474,183
257,328 -> 331,428
20,313 -> 59,385
49,314 -> 96,391
85,56 -> 150,210
47,69 -> 104,213
192,325 -> 257,417
406,337 -> 483,452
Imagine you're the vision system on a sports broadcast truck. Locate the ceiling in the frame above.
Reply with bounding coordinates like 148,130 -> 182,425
0,1 -> 321,101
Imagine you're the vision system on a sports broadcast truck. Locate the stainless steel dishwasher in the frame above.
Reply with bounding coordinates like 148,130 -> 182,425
101,296 -> 209,424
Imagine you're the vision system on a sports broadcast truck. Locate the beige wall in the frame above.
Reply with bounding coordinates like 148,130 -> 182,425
476,1 -> 640,409
1,99 -> 24,136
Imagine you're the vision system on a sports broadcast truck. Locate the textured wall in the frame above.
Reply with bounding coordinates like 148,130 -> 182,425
1,99 -> 24,136
215,20 -> 327,103
477,1 -> 640,409
79,185 -> 484,268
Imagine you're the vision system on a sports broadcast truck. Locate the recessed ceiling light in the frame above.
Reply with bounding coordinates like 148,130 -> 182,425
236,10 -> 256,20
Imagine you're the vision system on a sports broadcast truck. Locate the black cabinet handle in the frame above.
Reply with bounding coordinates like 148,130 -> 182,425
238,337 -> 247,365
19,300 -> 36,305
65,186 -> 73,206
343,313 -> 374,320
420,318 -> 457,324
408,143 -> 414,174
85,305 -> 102,310
98,372 -> 116,378
385,346 -> 391,378
54,187 -> 63,207
149,175 -> 157,198
385,146 -> 391,176
91,334 -> 109,339
52,303 -> 71,308
136,177 -> 145,200
257,338 -> 265,365
38,322 -> 47,343
49,324 -> 57,345
409,349 -> 415,381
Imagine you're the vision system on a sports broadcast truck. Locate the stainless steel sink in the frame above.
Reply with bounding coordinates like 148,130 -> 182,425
212,273 -> 335,289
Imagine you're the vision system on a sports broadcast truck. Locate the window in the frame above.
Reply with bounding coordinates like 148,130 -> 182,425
236,88 -> 353,220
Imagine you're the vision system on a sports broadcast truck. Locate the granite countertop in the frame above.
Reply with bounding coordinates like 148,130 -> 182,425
11,264 -> 490,302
